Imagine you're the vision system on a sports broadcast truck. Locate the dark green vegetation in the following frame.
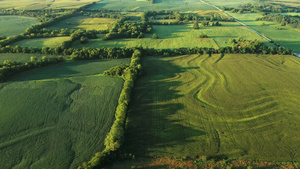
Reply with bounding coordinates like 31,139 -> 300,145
0,16 -> 38,37
0,58 -> 130,168
125,54 -> 300,161
0,0 -> 300,168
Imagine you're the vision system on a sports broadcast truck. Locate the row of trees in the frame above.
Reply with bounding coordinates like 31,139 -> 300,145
78,50 -> 142,169
223,3 -> 300,13
101,20 -> 152,40
0,56 -> 64,82
257,14 -> 300,28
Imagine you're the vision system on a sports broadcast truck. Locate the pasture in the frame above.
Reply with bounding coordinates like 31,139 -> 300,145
74,22 -> 268,49
229,12 -> 300,53
11,37 -> 71,48
125,54 -> 300,161
203,0 -> 257,7
0,16 -> 38,37
0,59 -> 130,168
47,16 -> 116,31
88,0 -> 216,11
0,0 -> 95,10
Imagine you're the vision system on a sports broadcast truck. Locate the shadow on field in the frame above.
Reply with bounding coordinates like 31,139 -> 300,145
8,60 -> 110,81
124,56 -> 205,157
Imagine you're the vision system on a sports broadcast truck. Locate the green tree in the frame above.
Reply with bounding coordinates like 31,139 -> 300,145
193,21 -> 199,29
152,34 -> 158,39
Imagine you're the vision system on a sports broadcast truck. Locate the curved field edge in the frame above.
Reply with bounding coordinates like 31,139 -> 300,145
124,54 -> 300,162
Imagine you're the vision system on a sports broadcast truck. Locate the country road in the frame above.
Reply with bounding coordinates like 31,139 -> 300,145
200,0 -> 300,58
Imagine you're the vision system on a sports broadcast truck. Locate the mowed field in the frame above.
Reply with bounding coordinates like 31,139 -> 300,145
47,16 -> 116,31
11,37 -> 71,48
0,16 -> 38,37
229,12 -> 300,53
0,0 -> 95,10
0,59 -> 130,168
88,0 -> 216,11
74,22 -> 267,49
125,54 -> 300,161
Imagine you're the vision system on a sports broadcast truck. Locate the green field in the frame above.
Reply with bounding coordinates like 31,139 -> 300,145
229,12 -> 300,53
0,0 -> 95,10
9,58 -> 130,81
0,53 -> 64,64
0,16 -> 38,37
11,37 -> 71,48
88,0 -> 216,11
47,16 -> 116,31
0,59 -> 130,168
204,0 -> 257,7
125,54 -> 300,161
74,22 -> 268,49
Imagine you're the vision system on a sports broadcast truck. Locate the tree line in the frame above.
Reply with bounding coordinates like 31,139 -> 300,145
0,56 -> 64,82
257,14 -> 300,28
223,3 -> 300,14
101,20 -> 152,40
78,50 -> 142,169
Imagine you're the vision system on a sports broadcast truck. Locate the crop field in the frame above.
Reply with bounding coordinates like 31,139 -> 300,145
47,16 -> 116,31
0,16 -> 38,37
74,22 -> 268,49
229,12 -> 300,53
125,54 -> 300,161
11,37 -> 71,48
0,0 -> 95,10
0,53 -> 64,64
0,59 -> 130,168
88,0 -> 216,11
204,0 -> 257,7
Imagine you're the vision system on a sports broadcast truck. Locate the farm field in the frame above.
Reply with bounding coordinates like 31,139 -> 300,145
9,58 -> 130,81
0,0 -> 95,10
0,16 -> 38,37
262,0 -> 300,8
203,0 -> 257,7
47,16 -> 116,31
88,0 -> 216,11
0,53 -> 64,64
229,12 -> 300,53
11,37 -> 71,48
0,59 -> 129,168
73,22 -> 268,49
124,54 -> 300,161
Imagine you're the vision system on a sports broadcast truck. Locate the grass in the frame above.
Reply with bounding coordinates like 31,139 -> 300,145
73,22 -> 268,49
229,12 -> 300,53
8,58 -> 130,81
124,54 -> 300,161
0,16 -> 38,37
203,0 -> 258,7
0,53 -> 64,64
88,0 -> 216,11
47,16 -> 116,31
0,58 -> 130,168
0,0 -> 95,10
11,37 -> 71,48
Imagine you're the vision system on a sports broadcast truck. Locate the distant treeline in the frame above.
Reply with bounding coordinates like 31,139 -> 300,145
101,20 -> 152,40
0,39 -> 294,59
257,14 -> 300,28
78,50 -> 142,169
223,3 -> 300,13
142,10 -> 234,22
0,56 -> 64,82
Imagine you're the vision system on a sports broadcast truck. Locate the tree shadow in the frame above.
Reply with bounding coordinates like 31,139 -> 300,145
124,56 -> 206,157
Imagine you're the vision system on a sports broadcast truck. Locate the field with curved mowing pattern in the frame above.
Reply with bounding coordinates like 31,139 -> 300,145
125,54 -> 300,161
